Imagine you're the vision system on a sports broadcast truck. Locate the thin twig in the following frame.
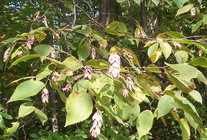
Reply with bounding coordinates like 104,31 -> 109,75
72,0 -> 77,27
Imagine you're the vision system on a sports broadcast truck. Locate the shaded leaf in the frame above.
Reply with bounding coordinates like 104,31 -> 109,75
190,57 -> 207,68
4,122 -> 19,137
34,108 -> 48,125
34,44 -> 52,56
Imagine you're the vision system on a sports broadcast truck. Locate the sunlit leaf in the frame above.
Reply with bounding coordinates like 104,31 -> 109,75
174,51 -> 188,63
136,110 -> 154,139
65,92 -> 93,126
18,102 -> 35,118
189,90 -> 202,104
180,118 -> 190,140
176,4 -> 194,17
8,80 -> 45,103
4,122 -> 19,137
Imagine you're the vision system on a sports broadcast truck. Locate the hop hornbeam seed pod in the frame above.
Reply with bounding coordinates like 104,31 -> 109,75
122,85 -> 129,97
125,75 -> 135,91
90,110 -> 103,138
108,52 -> 121,79
84,66 -> 92,80
91,47 -> 96,59
191,7 -> 196,16
26,36 -> 35,49
62,84 -> 72,93
122,49 -> 133,59
3,47 -> 11,62
50,48 -> 56,58
41,88 -> 49,104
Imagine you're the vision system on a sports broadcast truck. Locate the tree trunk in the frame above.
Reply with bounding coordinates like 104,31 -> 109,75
99,0 -> 110,26
140,0 -> 147,33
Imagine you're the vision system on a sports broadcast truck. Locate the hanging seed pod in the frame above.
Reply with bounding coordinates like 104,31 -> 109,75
90,110 -> 103,138
191,7 -> 196,16
84,66 -> 92,80
50,48 -> 56,58
91,47 -> 96,59
41,88 -> 49,104
122,85 -> 129,97
51,72 -> 60,84
26,36 -> 35,49
125,75 -> 135,91
62,84 -> 72,93
173,42 -> 182,49
122,49 -> 133,59
3,47 -> 11,62
108,52 -> 121,79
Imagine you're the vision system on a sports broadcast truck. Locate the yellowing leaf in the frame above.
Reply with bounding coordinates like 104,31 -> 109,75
160,42 -> 172,59
150,49 -> 162,63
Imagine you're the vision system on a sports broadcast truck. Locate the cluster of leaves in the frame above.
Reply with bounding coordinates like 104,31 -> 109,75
0,0 -> 207,139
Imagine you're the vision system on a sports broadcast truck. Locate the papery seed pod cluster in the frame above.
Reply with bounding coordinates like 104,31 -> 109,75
108,52 -> 121,79
41,88 -> 49,104
191,7 -> 196,16
3,47 -> 11,62
122,85 -> 129,98
84,66 -> 92,80
173,42 -> 182,49
26,36 -> 35,49
91,47 -> 96,59
62,84 -> 72,93
51,73 -> 60,84
198,49 -> 203,57
50,48 -> 56,58
122,49 -> 133,59
125,75 -> 136,91
90,110 -> 103,138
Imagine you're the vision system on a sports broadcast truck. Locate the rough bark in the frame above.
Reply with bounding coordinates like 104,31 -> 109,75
140,0 -> 147,32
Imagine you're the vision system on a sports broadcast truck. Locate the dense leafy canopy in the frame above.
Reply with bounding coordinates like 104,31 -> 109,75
0,0 -> 207,139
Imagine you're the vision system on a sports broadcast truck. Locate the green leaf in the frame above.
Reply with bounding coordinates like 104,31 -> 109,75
192,20 -> 202,33
18,102 -> 35,118
190,57 -> 207,68
65,92 -> 93,126
174,51 -> 188,63
166,31 -> 185,38
136,110 -> 154,139
4,122 -> 19,137
9,54 -> 40,68
176,4 -> 194,17
147,43 -> 159,57
86,59 -> 109,69
104,21 -> 128,36
8,80 -> 45,103
180,118 -> 190,140
63,56 -> 84,71
50,81 -> 66,103
0,112 -> 12,120
165,70 -> 192,93
160,42 -> 172,59
0,116 -> 6,128
166,63 -> 199,82
189,90 -> 202,104
78,42 -> 90,60
34,44 -> 52,56
151,0 -> 160,6
36,63 -> 54,80
73,80 -> 89,92
166,91 -> 202,126
157,95 -> 175,118
117,0 -> 125,3
146,64 -> 162,73
34,108 -> 48,125
134,0 -> 141,4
